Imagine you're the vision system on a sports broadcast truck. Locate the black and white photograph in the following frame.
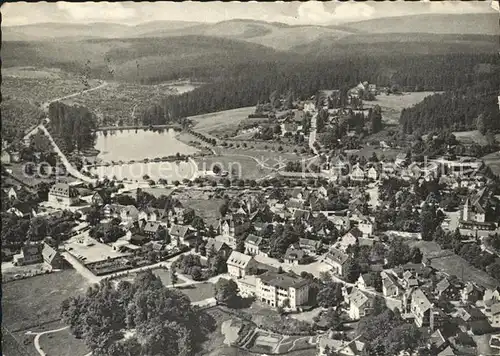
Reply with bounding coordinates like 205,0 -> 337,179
1,1 -> 500,355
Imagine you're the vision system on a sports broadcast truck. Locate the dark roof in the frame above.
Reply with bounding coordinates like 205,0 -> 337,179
205,238 -> 229,252
170,224 -> 188,238
245,234 -> 263,246
293,209 -> 310,221
299,238 -> 321,249
258,271 -> 309,290
284,247 -> 306,261
11,202 -> 37,215
130,234 -> 149,243
347,227 -> 363,239
144,221 -> 162,233
325,247 -> 349,265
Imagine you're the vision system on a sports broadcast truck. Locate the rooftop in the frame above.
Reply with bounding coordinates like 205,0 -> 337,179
258,271 -> 309,290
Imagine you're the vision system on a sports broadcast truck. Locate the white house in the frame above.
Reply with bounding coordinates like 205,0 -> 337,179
324,247 -> 349,277
255,271 -> 309,310
357,217 -> 375,237
227,251 -> 256,278
367,167 -> 379,181
348,288 -> 373,320
350,165 -> 365,182
244,234 -> 264,256
48,183 -> 80,206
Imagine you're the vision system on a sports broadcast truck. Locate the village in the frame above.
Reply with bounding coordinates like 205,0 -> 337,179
2,77 -> 500,356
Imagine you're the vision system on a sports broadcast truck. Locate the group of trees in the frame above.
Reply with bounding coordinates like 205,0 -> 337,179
61,271 -> 214,356
400,72 -> 500,135
48,102 -> 98,152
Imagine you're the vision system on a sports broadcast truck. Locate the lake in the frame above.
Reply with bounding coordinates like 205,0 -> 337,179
90,129 -> 199,181
94,129 -> 199,162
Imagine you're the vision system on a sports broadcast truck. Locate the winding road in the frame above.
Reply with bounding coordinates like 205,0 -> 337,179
27,326 -> 69,356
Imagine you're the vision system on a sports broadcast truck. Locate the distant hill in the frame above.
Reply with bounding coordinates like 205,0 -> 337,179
344,13 -> 499,35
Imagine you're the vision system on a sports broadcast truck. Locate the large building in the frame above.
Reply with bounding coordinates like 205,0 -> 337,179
255,271 -> 309,310
48,183 -> 80,206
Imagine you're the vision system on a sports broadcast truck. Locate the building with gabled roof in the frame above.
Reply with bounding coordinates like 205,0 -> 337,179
205,238 -> 232,259
256,271 -> 309,310
411,288 -> 433,327
244,234 -> 263,256
42,242 -> 63,269
324,247 -> 349,276
227,251 -> 256,278
348,287 -> 373,320
48,182 -> 80,206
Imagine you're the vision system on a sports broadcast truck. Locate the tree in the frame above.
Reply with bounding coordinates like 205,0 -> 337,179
213,165 -> 221,175
317,281 -> 343,308
170,267 -> 178,287
215,278 -> 239,306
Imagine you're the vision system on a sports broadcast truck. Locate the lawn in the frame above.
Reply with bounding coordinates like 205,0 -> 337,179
176,197 -> 226,228
482,151 -> 500,176
2,327 -> 38,356
176,283 -> 215,302
408,240 -> 499,289
363,92 -> 440,124
197,155 -> 273,180
345,146 -> 403,161
38,324 -> 90,356
2,270 -> 89,332
189,107 -> 256,137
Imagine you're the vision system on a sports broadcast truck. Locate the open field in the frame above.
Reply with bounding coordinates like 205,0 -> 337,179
482,150 -> 500,176
177,282 -> 215,302
364,91 -> 440,124
38,323 -> 90,356
189,107 -> 256,137
176,196 -> 226,228
2,270 -> 89,332
197,155 -> 273,180
2,327 -> 38,356
408,240 -> 499,289
345,146 -> 403,160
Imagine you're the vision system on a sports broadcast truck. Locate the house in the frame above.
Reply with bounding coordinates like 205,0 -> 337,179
429,329 -> 448,354
435,277 -> 462,301
367,167 -> 379,181
299,238 -> 322,254
317,332 -> 366,356
138,207 -> 162,222
381,272 -> 401,297
317,186 -> 328,198
350,165 -> 365,182
461,282 -> 484,304
244,234 -> 264,256
329,215 -> 351,232
48,183 -> 80,206
437,345 -> 457,356
462,187 -> 497,224
284,245 -> 306,265
255,271 -> 309,310
282,121 -> 299,134
489,303 -> 500,328
292,109 -> 305,123
227,251 -> 256,278
215,234 -> 237,249
120,205 -> 140,223
455,306 -> 490,333
324,247 -> 349,276
337,227 -> 363,252
205,238 -> 232,259
7,202 -> 37,219
130,234 -> 149,246
91,191 -> 105,206
357,217 -> 375,237
1,150 -> 11,164
217,218 -> 235,236
348,288 -> 373,320
143,221 -> 162,237
42,243 -> 63,269
169,224 -> 190,245
356,272 -> 376,291
4,187 -> 18,200
411,288 -> 433,327
13,242 -> 43,266
490,334 -> 500,351
292,209 -> 310,221
395,153 -> 409,166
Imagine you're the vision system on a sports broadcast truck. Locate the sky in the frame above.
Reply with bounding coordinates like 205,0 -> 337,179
1,1 -> 497,27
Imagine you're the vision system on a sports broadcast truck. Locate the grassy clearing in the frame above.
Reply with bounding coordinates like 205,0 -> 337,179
197,155 -> 273,180
2,270 -> 89,332
189,107 -> 256,137
482,151 -> 500,176
176,283 -> 215,302
38,325 -> 90,356
364,92 -> 439,124
345,146 -> 403,160
177,198 -> 226,228
2,328 -> 38,356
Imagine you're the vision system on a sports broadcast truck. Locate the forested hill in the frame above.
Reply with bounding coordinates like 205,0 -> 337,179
400,66 -> 500,135
139,53 -> 498,125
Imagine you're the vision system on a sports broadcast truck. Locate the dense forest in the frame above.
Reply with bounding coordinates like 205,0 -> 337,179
48,102 -> 98,152
139,53 -> 498,125
400,71 -> 500,135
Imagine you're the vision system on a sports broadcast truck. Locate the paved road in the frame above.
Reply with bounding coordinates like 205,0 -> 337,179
41,81 -> 108,112
61,252 -> 100,284
309,113 -> 319,155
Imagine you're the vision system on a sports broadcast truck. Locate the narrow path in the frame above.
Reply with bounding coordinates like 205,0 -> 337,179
26,326 -> 69,356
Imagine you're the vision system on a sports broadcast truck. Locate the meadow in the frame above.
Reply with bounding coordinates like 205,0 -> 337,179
189,106 -> 256,137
